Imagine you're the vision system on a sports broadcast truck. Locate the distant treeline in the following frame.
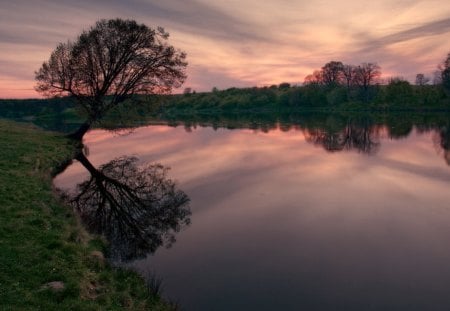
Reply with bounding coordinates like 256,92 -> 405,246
0,97 -> 75,119
161,53 -> 450,112
0,98 -> 81,132
1,83 -> 449,126
1,82 -> 449,133
162,55 -> 450,112
160,82 -> 449,113
2,53 -> 450,122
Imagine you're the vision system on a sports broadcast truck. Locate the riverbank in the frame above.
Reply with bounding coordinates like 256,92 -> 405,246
0,119 -> 173,310
2,83 -> 450,132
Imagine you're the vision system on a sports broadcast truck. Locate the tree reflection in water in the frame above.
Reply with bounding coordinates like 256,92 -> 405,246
303,120 -> 381,155
71,153 -> 191,262
434,125 -> 450,165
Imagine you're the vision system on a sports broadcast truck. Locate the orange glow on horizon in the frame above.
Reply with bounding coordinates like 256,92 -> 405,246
0,79 -> 41,99
1,0 -> 450,98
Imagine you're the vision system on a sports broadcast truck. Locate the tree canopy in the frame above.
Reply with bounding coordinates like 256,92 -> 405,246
35,18 -> 187,139
72,153 -> 191,262
440,52 -> 450,91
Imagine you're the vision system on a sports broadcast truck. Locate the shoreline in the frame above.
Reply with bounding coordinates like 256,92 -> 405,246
0,119 -> 174,310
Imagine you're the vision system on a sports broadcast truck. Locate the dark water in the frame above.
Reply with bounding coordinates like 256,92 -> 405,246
55,113 -> 450,310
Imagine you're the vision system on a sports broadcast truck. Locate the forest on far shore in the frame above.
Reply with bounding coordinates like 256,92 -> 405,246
1,52 -> 450,122
166,53 -> 450,112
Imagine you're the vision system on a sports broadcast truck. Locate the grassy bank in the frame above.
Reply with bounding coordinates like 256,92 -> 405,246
0,119 -> 172,310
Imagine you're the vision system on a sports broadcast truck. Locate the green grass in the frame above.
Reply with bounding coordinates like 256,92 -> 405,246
0,119 -> 173,310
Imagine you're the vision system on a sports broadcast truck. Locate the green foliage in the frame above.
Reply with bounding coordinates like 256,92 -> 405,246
0,120 -> 173,310
0,98 -> 75,119
384,78 -> 415,106
413,85 -> 446,107
278,82 -> 291,89
326,87 -> 348,106
155,83 -> 449,114
2,82 -> 450,131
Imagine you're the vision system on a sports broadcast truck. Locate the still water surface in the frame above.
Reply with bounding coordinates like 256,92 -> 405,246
55,118 -> 450,310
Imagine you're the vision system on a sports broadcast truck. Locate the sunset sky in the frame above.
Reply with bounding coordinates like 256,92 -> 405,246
1,0 -> 450,98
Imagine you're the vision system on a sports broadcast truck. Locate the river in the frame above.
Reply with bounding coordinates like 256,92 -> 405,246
54,113 -> 450,310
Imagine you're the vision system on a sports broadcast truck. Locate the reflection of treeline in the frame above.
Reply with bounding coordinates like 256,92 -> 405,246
2,84 -> 448,132
154,111 -> 450,159
2,56 -> 450,130
2,54 -> 450,131
157,111 -> 449,136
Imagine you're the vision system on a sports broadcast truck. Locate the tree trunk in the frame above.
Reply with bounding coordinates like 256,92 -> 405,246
75,152 -> 101,178
67,121 -> 92,141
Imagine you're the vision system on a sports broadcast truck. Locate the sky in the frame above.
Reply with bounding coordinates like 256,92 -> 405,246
1,0 -> 450,98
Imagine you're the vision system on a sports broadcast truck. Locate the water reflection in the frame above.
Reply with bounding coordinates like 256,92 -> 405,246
54,113 -> 450,310
157,112 -> 450,162
303,120 -> 381,154
71,152 -> 191,262
434,125 -> 450,165
38,109 -> 450,163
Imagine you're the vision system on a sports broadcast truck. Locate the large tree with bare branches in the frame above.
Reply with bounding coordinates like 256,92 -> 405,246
35,19 -> 187,140
353,63 -> 381,101
321,61 -> 344,87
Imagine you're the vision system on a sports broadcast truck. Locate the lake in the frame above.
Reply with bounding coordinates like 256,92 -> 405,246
54,113 -> 450,310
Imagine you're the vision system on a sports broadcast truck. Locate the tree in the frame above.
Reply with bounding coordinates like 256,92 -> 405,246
385,77 -> 414,105
35,19 -> 187,140
321,61 -> 344,87
303,70 -> 323,85
353,63 -> 381,101
439,52 -> 450,91
415,73 -> 430,86
353,63 -> 381,90
435,125 -> 450,165
341,64 -> 356,91
433,70 -> 443,85
278,82 -> 291,89
72,153 -> 191,261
